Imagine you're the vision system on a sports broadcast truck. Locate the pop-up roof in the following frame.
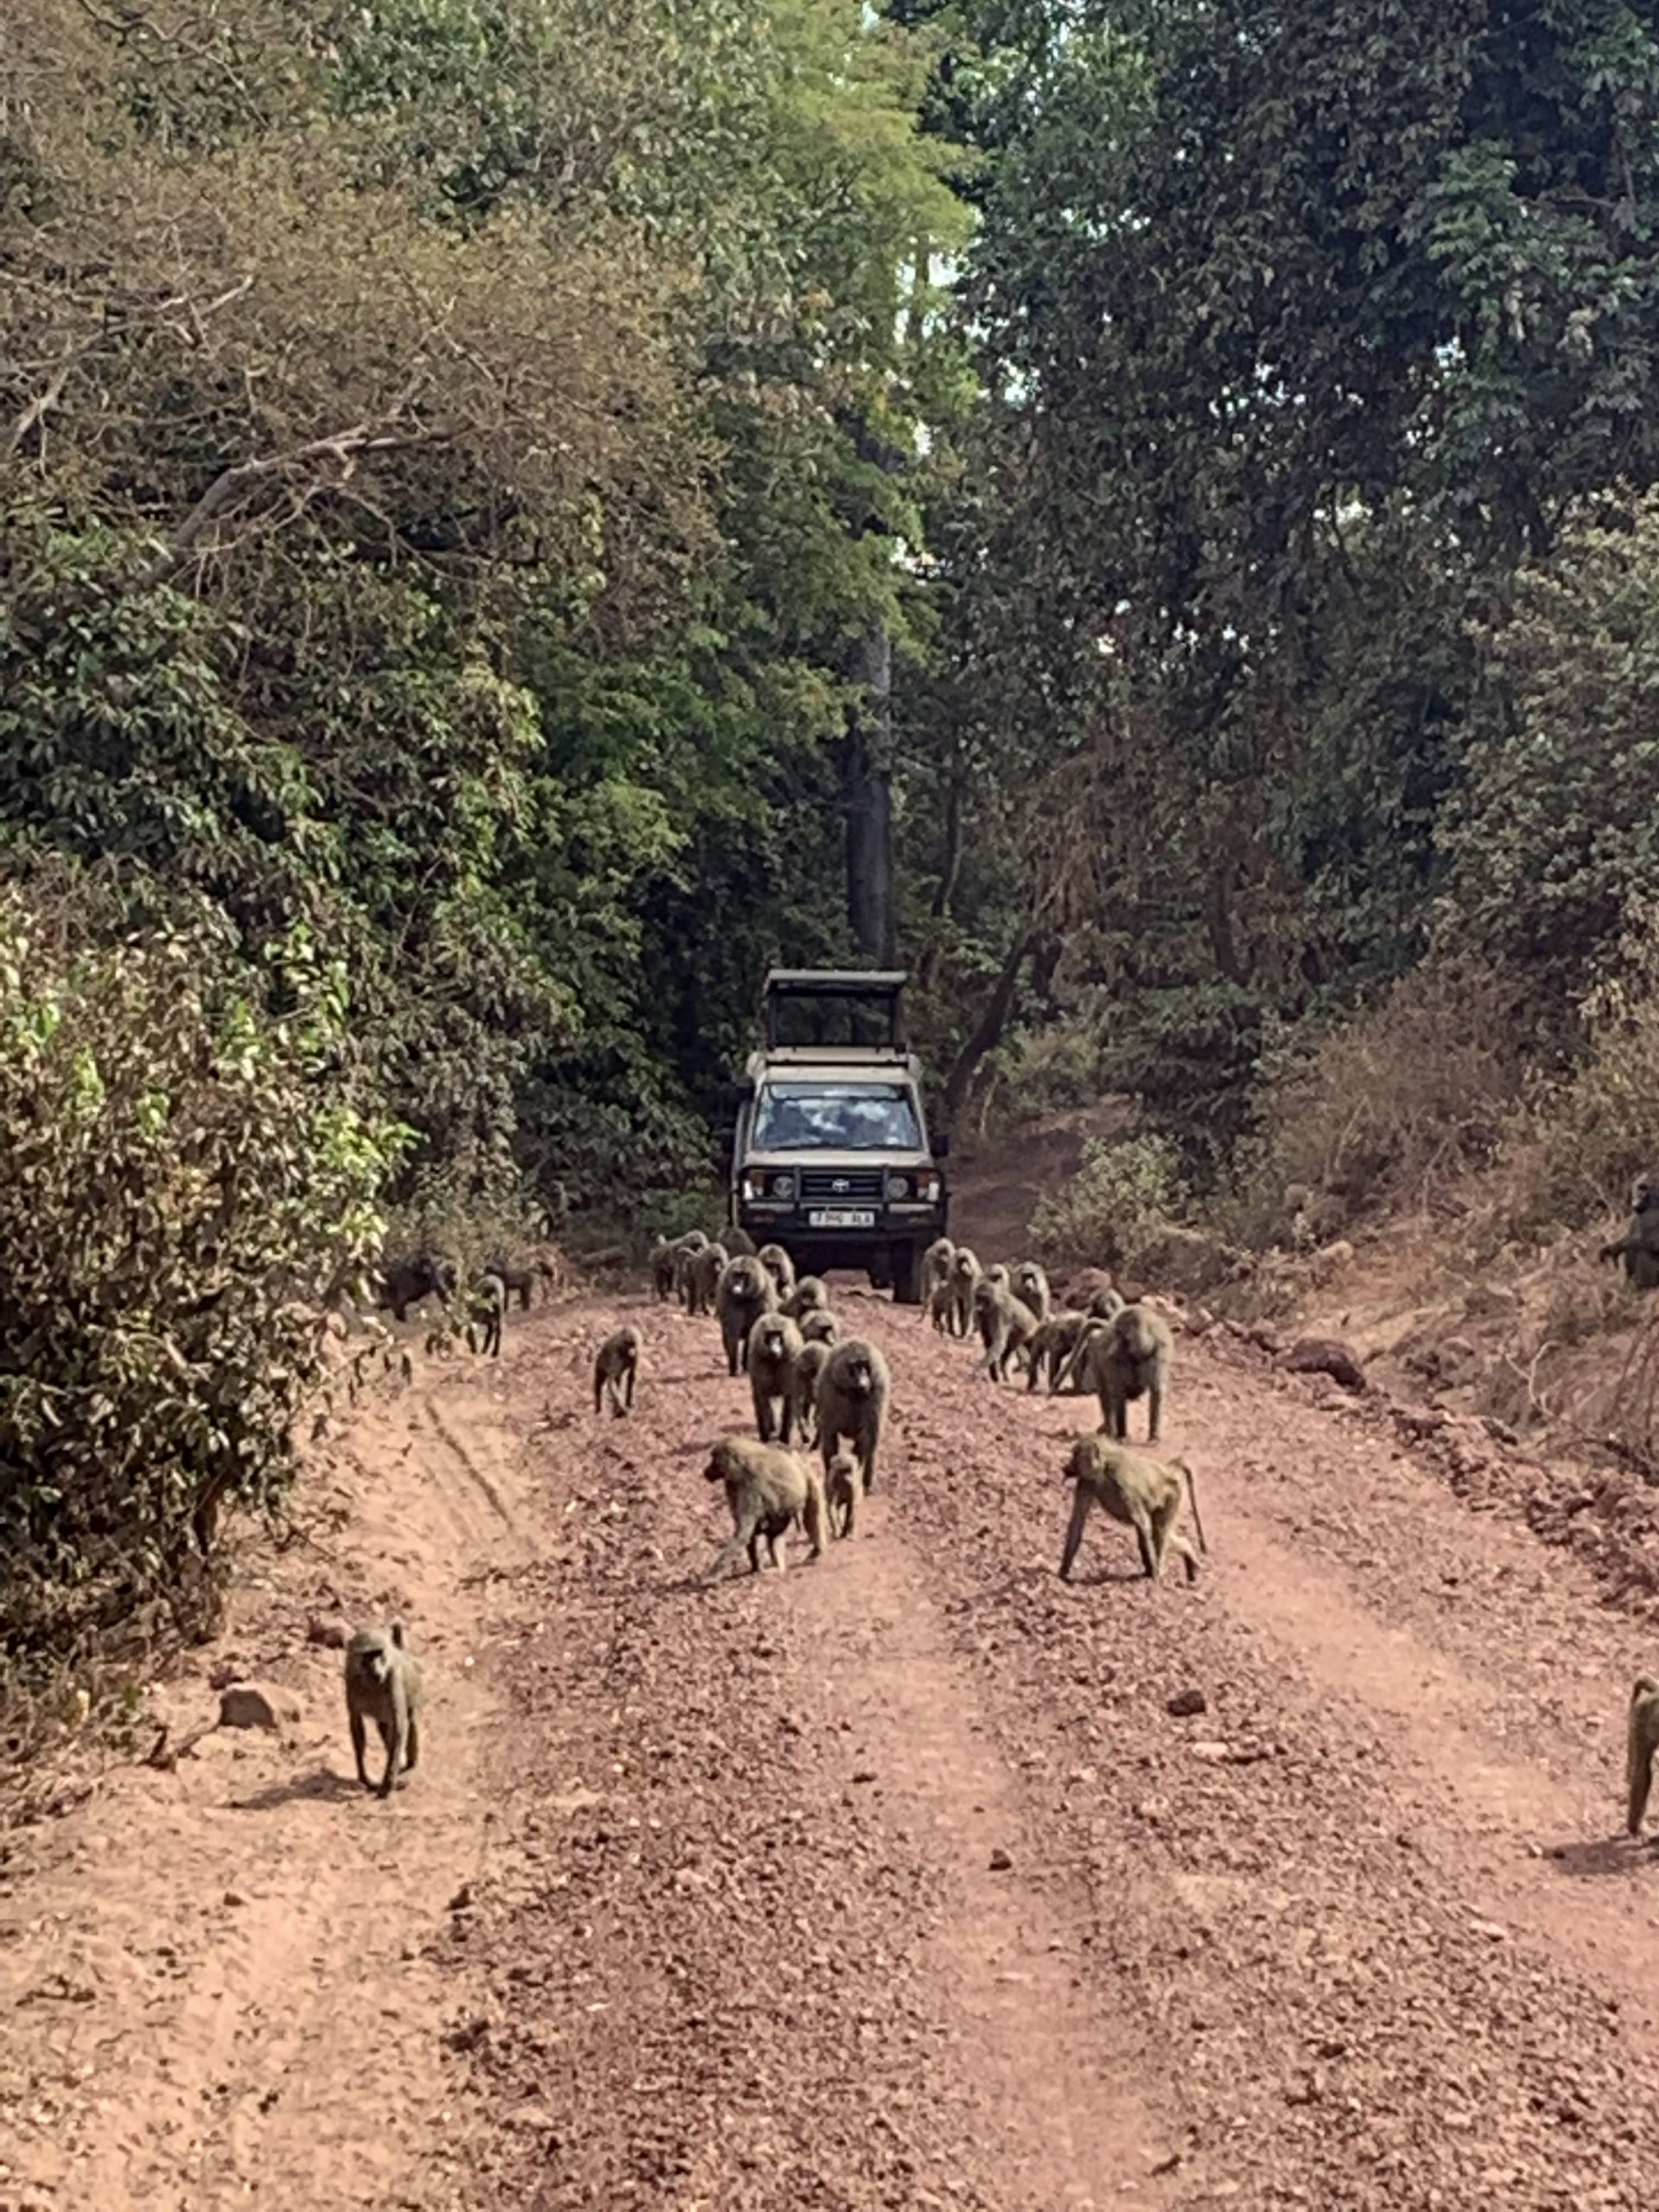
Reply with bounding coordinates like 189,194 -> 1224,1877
762,969 -> 907,1052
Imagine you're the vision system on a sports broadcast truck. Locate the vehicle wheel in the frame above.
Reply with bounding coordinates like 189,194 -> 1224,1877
890,1242 -> 922,1306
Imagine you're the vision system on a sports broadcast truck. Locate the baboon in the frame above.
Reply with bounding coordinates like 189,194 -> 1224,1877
800,1307 -> 839,1346
1013,1261 -> 1052,1321
984,1262 -> 1011,1291
824,1450 -> 861,1540
593,1325 -> 641,1415
1628,1675 -> 1659,1835
949,1246 -> 982,1338
757,1242 -> 797,1297
1089,1284 -> 1126,1322
783,1274 -> 829,1321
703,1435 -> 827,1578
651,1238 -> 677,1300
1601,1175 -> 1659,1291
1058,1436 -> 1205,1586
817,1337 -> 891,1496
1093,1302 -> 1173,1444
747,1311 -> 805,1442
467,1271 -> 505,1357
716,1255 -> 777,1377
1027,1310 -> 1089,1394
672,1232 -> 708,1307
344,1621 -> 424,1798
928,1279 -> 955,1334
974,1275 -> 1039,1383
787,1338 -> 831,1448
689,1241 -> 728,1318
1055,1316 -> 1112,1396
483,1255 -> 536,1312
922,1236 -> 956,1303
375,1251 -> 456,1322
725,1225 -> 758,1257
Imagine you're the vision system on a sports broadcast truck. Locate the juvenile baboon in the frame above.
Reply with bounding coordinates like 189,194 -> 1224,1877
1089,1284 -> 1126,1322
344,1621 -> 424,1798
949,1247 -> 982,1338
375,1251 -> 457,1323
1093,1301 -> 1173,1444
689,1241 -> 728,1318
716,1255 -> 777,1377
672,1231 -> 708,1307
1027,1310 -> 1089,1395
651,1238 -> 677,1300
757,1242 -> 797,1297
1601,1176 -> 1659,1291
725,1225 -> 758,1256
483,1254 -> 536,1311
824,1450 -> 861,1540
800,1307 -> 839,1346
974,1276 -> 1039,1383
928,1279 -> 955,1334
467,1271 -> 505,1357
922,1236 -> 956,1303
747,1310 -> 805,1442
703,1435 -> 827,1577
1058,1436 -> 1205,1586
1628,1675 -> 1659,1835
817,1336 -> 891,1496
1013,1261 -> 1052,1321
787,1338 -> 831,1448
593,1325 -> 641,1415
783,1274 -> 829,1320
1055,1316 -> 1112,1396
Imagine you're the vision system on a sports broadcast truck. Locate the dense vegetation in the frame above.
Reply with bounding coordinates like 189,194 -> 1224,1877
9,0 -> 1659,1664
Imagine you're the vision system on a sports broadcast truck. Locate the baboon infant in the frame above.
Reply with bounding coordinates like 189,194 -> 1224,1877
593,1325 -> 641,1415
928,1279 -> 955,1334
817,1336 -> 891,1495
716,1255 -> 777,1377
1093,1301 -> 1173,1443
747,1310 -> 805,1442
1013,1260 -> 1052,1321
344,1621 -> 424,1797
1628,1675 -> 1659,1835
1058,1436 -> 1206,1586
703,1435 -> 828,1578
824,1450 -> 861,1540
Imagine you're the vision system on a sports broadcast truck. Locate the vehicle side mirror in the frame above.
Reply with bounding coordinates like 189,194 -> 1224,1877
932,1131 -> 951,1160
737,1079 -> 756,1106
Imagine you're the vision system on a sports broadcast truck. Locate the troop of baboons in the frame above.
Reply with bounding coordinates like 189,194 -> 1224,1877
345,1175 -> 1659,1846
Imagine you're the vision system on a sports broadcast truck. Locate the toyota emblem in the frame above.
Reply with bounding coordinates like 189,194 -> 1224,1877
831,1178 -> 849,1193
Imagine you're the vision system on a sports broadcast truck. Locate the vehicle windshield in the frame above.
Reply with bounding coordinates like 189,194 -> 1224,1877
753,1082 -> 922,1152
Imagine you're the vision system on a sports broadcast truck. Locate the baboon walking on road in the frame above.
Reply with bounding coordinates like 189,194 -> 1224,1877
1058,1438 -> 1205,1586
703,1436 -> 828,1578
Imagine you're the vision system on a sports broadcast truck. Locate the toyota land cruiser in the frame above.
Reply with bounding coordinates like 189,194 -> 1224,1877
728,969 -> 949,1304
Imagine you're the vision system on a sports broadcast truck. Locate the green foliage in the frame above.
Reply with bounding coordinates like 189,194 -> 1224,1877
1029,1133 -> 1190,1270
0,882 -> 407,1656
1528,904 -> 1659,1229
1441,493 -> 1659,1020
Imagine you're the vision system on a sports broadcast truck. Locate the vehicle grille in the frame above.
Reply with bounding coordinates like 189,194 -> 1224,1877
799,1169 -> 885,1203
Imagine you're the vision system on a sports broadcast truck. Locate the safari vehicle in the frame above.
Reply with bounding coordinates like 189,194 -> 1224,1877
729,969 -> 949,1304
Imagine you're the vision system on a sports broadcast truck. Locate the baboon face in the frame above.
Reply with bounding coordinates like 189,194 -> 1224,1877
728,1257 -> 766,1301
756,1319 -> 787,1360
840,1353 -> 876,1399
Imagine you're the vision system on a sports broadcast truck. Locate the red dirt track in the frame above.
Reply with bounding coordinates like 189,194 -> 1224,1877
4,1188 -> 1659,2206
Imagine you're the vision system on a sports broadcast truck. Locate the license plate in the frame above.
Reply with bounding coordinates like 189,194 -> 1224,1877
808,1208 -> 875,1229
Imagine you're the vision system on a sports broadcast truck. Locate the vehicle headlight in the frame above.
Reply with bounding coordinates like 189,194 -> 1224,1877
771,1173 -> 795,1201
885,1173 -> 911,1201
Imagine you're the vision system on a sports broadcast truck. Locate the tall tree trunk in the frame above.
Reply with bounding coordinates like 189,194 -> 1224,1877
941,930 -> 1032,1129
843,623 -> 896,965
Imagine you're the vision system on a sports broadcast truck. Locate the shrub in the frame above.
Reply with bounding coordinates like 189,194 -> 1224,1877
1029,1132 -> 1190,1269
1525,899 -> 1659,1230
0,885 -> 409,1662
1221,960 -> 1528,1247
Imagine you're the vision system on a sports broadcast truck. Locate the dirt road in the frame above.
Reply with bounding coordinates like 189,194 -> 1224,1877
4,1254 -> 1659,2208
